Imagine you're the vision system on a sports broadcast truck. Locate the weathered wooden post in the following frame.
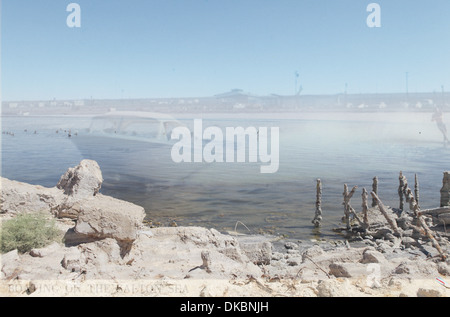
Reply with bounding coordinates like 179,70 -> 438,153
362,188 -> 370,230
371,177 -> 378,207
312,179 -> 323,227
343,184 -> 358,230
440,171 -> 450,207
398,171 -> 407,210
414,173 -> 420,208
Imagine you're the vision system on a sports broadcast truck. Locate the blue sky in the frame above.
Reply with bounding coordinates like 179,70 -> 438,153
2,0 -> 450,100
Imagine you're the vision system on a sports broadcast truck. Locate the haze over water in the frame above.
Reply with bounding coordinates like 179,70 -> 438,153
2,111 -> 449,240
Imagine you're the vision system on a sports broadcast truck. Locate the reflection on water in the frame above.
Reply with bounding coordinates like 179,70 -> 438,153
2,113 -> 449,240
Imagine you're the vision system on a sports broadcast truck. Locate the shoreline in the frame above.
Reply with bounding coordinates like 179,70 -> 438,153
1,160 -> 449,297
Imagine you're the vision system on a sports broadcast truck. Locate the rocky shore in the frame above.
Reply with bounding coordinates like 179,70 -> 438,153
1,160 -> 449,297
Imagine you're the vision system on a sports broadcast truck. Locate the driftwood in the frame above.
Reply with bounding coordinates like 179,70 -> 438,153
343,184 -> 358,230
419,207 -> 450,227
419,207 -> 450,217
400,180 -> 447,261
370,191 -> 402,236
349,206 -> 365,228
312,179 -> 323,228
318,172 -> 448,260
416,215 -> 447,260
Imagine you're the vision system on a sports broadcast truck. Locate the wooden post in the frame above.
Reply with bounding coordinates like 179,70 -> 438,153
371,177 -> 378,207
312,179 -> 323,228
414,173 -> 420,208
362,188 -> 370,230
343,184 -> 358,230
398,172 -> 407,210
405,188 -> 418,216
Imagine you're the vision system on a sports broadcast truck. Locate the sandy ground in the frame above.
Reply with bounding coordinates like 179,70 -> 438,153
1,220 -> 449,297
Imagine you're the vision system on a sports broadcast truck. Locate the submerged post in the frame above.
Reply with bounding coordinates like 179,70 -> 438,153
312,179 -> 323,227
371,177 -> 378,207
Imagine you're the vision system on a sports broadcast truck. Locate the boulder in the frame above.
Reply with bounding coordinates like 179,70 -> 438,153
328,262 -> 368,278
57,159 -> 103,198
0,178 -> 64,214
2,160 -> 146,254
329,262 -> 352,278
1,249 -> 20,278
361,249 -> 386,264
73,194 -> 145,244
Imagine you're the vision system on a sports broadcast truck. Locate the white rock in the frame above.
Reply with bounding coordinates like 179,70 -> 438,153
30,242 -> 62,258
361,249 -> 386,264
61,247 -> 83,273
1,249 -> 20,278
0,178 -> 64,214
74,194 -> 145,243
57,159 -> 103,198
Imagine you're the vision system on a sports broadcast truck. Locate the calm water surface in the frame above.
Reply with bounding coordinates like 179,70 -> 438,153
2,112 -> 449,240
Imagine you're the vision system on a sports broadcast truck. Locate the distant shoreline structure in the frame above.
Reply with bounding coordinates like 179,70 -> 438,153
2,90 -> 449,116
